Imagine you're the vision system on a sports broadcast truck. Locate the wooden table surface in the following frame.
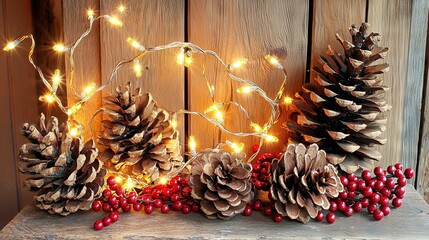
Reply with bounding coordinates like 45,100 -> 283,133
1,185 -> 428,240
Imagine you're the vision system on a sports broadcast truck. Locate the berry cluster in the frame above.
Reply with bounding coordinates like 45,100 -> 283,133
316,163 -> 414,223
91,175 -> 198,230
241,198 -> 285,223
250,144 -> 282,191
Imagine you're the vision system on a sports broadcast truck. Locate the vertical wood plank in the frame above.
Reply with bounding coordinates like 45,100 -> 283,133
417,14 -> 429,204
368,0 -> 412,168
63,0 -> 101,141
4,0 -> 39,210
0,0 -> 19,229
188,0 -> 309,156
99,0 -> 185,146
310,0 -> 366,81
401,0 -> 429,173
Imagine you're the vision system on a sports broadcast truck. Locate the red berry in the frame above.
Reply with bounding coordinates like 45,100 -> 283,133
339,191 -> 348,200
142,195 -> 153,204
381,188 -> 391,197
171,194 -> 180,202
374,166 -> 384,176
340,176 -> 349,186
170,185 -> 181,193
103,189 -> 112,199
347,173 -> 357,182
182,187 -> 191,197
377,175 -> 387,182
276,152 -> 283,159
109,183 -> 118,191
109,212 -> 119,222
92,201 -> 102,211
392,198 -> 402,208
242,206 -> 252,216
329,201 -> 338,212
273,213 -> 283,223
119,197 -> 128,208
102,202 -> 111,213
112,203 -> 120,211
253,200 -> 262,211
161,204 -> 170,213
348,191 -> 357,198
172,201 -> 183,211
394,169 -> 404,178
192,204 -> 200,212
347,181 -> 357,192
326,213 -> 336,224
394,163 -> 403,171
361,198 -> 370,208
380,205 -> 391,216
151,190 -> 161,199
395,186 -> 406,198
370,193 -> 381,204
404,168 -> 414,179
373,209 -> 384,221
397,177 -> 407,187
254,181 -> 264,190
361,170 -> 372,181
343,207 -> 354,217
181,205 -> 191,214
367,204 -> 377,214
252,163 -> 261,173
116,188 -> 124,197
162,188 -> 171,197
379,196 -> 389,206
387,165 -> 396,174
107,176 -> 115,186
357,180 -> 366,190
374,181 -> 384,191
315,212 -> 324,222
122,204 -> 131,212
366,179 -> 376,188
362,186 -> 373,197
102,216 -> 112,226
144,204 -> 154,214
337,200 -> 346,211
385,178 -> 395,189
108,196 -> 118,205
264,207 -> 273,216
353,202 -> 362,212
127,195 -> 137,204
153,199 -> 163,208
133,202 -> 142,211
93,220 -> 104,231
143,187 -> 152,194
251,144 -> 259,153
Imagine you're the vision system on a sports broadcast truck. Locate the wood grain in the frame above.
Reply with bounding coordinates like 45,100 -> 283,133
1,185 -> 428,239
368,0 -> 412,168
99,0 -> 185,146
0,0 -> 19,229
310,0 -> 366,81
401,0 -> 429,172
4,0 -> 39,211
417,14 -> 429,204
63,0 -> 102,142
188,0 -> 309,156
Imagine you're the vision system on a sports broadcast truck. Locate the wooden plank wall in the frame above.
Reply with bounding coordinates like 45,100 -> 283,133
1,0 -> 429,229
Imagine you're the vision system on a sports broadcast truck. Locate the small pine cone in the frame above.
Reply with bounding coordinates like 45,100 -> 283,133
270,143 -> 344,223
286,23 -> 391,173
19,113 -> 106,216
98,82 -> 182,185
188,149 -> 253,220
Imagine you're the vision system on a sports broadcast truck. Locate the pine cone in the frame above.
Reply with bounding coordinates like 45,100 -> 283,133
98,82 -> 182,185
188,149 -> 253,219
18,113 -> 106,216
286,23 -> 391,173
270,143 -> 343,223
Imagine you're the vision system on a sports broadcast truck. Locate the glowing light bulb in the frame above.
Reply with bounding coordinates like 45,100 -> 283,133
118,4 -> 126,13
229,58 -> 248,69
53,44 -> 68,52
124,178 -> 134,190
67,103 -> 82,116
170,119 -> 178,130
283,96 -> 293,105
261,132 -> 279,142
237,86 -> 256,94
265,55 -> 283,69
177,47 -> 192,67
39,93 -> 55,103
205,103 -> 221,114
226,140 -> 244,153
105,15 -> 123,26
127,37 -> 145,51
251,123 -> 263,132
158,177 -> 168,185
115,176 -> 123,184
189,135 -> 197,155
133,59 -> 142,77
3,40 -> 19,51
51,69 -> 61,92
69,125 -> 82,137
87,9 -> 95,18
215,110 -> 224,123
83,83 -> 96,95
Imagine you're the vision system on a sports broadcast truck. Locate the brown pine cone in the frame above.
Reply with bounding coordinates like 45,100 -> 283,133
98,82 -> 182,185
188,149 -> 253,219
270,143 -> 344,223
286,23 -> 391,173
19,113 -> 106,216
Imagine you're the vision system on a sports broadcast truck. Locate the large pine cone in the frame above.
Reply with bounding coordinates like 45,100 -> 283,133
18,113 -> 106,216
286,23 -> 391,173
98,82 -> 182,185
189,149 -> 253,219
270,143 -> 343,223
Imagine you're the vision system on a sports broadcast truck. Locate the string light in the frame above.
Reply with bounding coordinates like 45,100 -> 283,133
251,123 -> 263,132
53,44 -> 68,52
87,9 -> 95,18
215,110 -> 224,123
237,86 -> 257,94
51,69 -> 61,92
123,178 -> 134,190
118,4 -> 126,13
39,93 -> 55,103
67,103 -> 82,116
177,47 -> 192,67
69,125 -> 82,137
127,37 -> 145,51
228,58 -> 248,69
265,54 -> 283,69
105,15 -> 123,27
205,103 -> 222,114
283,96 -> 293,105
225,140 -> 244,153
3,40 -> 20,51
81,82 -> 96,100
261,132 -> 279,142
133,59 -> 142,77
158,177 -> 168,185
189,135 -> 197,156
